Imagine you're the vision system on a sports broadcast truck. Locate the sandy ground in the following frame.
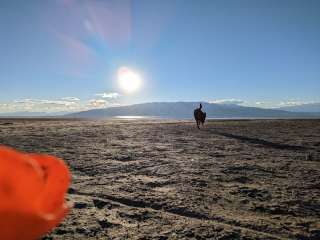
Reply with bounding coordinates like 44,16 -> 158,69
0,119 -> 320,240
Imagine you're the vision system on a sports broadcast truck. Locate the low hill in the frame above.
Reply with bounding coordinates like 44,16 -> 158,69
65,102 -> 320,119
277,103 -> 320,113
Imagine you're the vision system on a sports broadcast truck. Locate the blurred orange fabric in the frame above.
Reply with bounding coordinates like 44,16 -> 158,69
0,146 -> 70,240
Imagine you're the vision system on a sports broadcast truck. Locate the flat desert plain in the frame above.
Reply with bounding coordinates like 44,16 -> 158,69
0,119 -> 320,240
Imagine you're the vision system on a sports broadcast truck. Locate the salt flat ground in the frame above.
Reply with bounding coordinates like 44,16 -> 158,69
0,119 -> 320,240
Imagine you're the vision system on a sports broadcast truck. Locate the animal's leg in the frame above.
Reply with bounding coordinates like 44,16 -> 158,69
197,120 -> 200,129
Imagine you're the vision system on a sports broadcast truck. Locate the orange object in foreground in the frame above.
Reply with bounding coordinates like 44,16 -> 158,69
0,146 -> 71,240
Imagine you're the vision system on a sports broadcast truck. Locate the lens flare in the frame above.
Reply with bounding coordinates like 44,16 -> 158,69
118,67 -> 142,93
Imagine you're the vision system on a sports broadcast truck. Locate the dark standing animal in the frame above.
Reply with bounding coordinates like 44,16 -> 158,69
194,103 -> 206,129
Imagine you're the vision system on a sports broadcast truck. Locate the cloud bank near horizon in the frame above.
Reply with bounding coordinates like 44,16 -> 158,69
0,92 -> 122,114
1,96 -> 319,114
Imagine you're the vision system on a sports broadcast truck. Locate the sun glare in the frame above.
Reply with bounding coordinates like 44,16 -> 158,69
118,67 -> 142,93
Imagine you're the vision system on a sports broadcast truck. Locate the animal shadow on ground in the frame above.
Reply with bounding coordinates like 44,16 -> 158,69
211,130 -> 311,151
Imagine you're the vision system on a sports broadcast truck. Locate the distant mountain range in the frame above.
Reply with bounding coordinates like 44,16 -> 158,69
277,103 -> 320,113
1,102 -> 319,119
65,102 -> 320,119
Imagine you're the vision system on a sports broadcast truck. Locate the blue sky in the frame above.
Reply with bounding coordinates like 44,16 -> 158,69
0,0 -> 319,113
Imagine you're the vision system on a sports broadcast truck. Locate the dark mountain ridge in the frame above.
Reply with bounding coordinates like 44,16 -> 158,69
65,102 -> 320,119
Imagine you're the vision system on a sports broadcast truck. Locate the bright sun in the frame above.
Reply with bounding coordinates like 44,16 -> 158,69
118,67 -> 142,93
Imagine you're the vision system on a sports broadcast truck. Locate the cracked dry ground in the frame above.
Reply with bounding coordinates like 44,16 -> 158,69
1,119 -> 320,240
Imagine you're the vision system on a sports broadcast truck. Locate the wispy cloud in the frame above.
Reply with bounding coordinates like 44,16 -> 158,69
0,94 -> 122,113
61,97 -> 81,101
244,100 -> 319,109
87,99 -> 108,109
251,101 -> 274,108
278,101 -> 316,107
0,103 -> 10,110
255,101 -> 265,105
95,92 -> 120,99
14,99 -> 77,106
209,99 -> 245,105
208,99 -> 319,109
11,99 -> 80,112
